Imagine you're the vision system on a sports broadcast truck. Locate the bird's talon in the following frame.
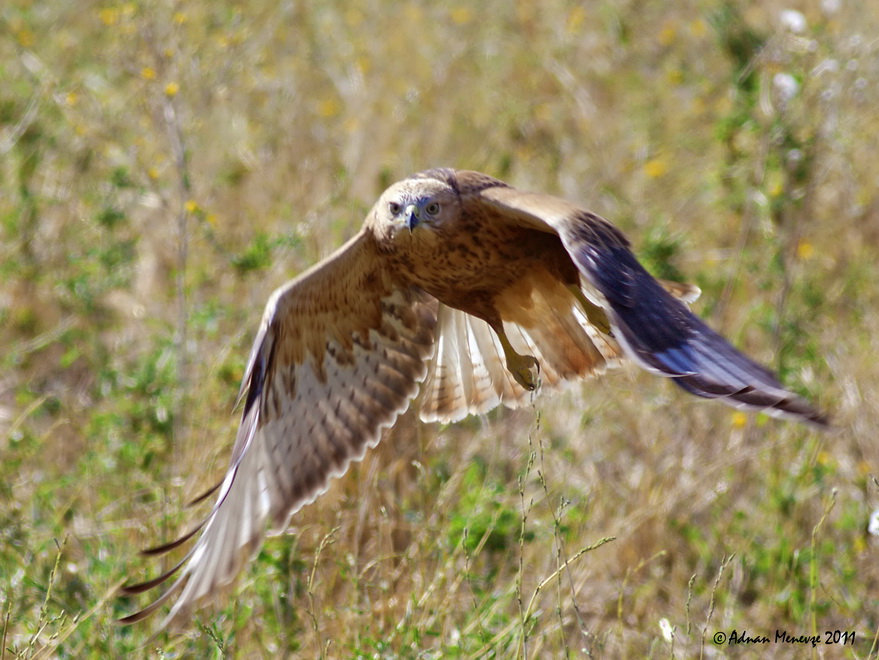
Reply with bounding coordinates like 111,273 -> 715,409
509,354 -> 539,391
567,285 -> 612,336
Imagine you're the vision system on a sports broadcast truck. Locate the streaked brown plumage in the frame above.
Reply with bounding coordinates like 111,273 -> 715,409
121,168 -> 827,628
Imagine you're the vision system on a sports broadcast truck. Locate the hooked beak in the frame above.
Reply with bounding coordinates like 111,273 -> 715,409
405,204 -> 420,232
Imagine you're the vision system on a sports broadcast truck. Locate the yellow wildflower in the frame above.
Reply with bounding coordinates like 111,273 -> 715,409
658,22 -> 676,47
16,28 -> 35,47
666,69 -> 684,85
567,7 -> 587,33
689,18 -> 708,37
796,241 -> 814,260
318,98 -> 340,118
450,7 -> 473,24
644,158 -> 668,179
99,7 -> 119,26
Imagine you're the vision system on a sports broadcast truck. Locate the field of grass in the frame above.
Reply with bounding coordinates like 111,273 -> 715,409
2,0 -> 878,657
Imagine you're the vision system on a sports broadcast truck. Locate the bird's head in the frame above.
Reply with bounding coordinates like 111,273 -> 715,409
367,171 -> 461,248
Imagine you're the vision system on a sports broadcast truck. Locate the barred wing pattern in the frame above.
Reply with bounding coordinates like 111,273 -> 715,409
419,298 -> 621,424
120,233 -> 438,627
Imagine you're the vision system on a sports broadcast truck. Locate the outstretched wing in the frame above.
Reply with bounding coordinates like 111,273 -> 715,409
418,280 -> 698,424
469,172 -> 827,426
120,231 -> 437,628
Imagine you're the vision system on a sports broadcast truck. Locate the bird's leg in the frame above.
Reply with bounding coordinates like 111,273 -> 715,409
567,285 -> 613,336
492,324 -> 540,391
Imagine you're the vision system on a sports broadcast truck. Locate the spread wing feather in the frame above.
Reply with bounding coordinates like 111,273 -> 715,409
418,281 -> 625,424
120,231 -> 438,628
476,178 -> 827,426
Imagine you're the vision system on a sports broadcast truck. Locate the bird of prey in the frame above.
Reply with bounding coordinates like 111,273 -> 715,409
121,168 -> 826,628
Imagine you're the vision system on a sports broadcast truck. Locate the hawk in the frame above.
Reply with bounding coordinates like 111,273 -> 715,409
121,168 -> 826,627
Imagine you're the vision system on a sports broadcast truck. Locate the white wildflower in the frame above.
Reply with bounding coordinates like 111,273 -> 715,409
773,73 -> 800,103
780,9 -> 807,33
812,59 -> 839,77
821,0 -> 841,14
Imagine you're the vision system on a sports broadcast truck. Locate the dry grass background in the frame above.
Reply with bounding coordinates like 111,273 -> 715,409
1,0 -> 878,657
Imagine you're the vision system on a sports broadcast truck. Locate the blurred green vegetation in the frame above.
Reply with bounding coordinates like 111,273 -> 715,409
1,0 -> 877,656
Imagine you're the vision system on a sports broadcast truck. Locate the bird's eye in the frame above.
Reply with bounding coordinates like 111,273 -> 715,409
388,202 -> 402,215
425,202 -> 440,215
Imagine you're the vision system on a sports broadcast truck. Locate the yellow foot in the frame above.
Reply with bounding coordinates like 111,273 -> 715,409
492,323 -> 541,391
568,285 -> 613,336
507,352 -> 540,391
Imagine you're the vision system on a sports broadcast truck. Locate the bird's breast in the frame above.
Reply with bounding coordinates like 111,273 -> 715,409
389,224 -> 579,324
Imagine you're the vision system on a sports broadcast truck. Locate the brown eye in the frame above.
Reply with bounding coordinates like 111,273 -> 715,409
388,202 -> 402,215
425,202 -> 440,215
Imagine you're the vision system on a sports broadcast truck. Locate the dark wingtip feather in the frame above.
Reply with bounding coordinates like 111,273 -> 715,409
141,520 -> 206,557
673,374 -> 829,428
116,576 -> 185,627
583,246 -> 828,428
119,555 -> 189,596
187,479 -> 223,507
116,608 -> 156,626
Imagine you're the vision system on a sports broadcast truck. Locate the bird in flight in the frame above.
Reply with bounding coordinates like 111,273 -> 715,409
121,168 -> 826,628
